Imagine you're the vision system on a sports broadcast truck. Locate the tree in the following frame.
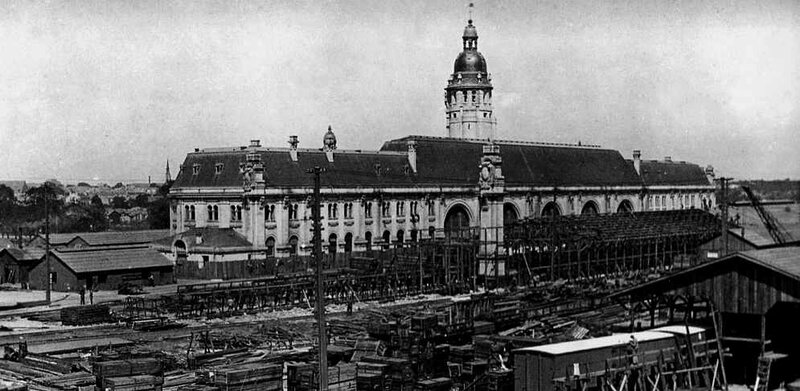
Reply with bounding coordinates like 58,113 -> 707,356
111,196 -> 129,209
77,182 -> 91,187
113,182 -> 124,189
0,184 -> 15,203
147,181 -> 173,229
91,195 -> 104,207
132,194 -> 150,208
25,183 -> 66,210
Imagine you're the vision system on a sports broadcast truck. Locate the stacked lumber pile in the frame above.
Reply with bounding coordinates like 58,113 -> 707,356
60,305 -> 112,326
351,339 -> 385,361
211,363 -> 281,391
415,377 -> 452,391
32,372 -> 95,390
93,358 -> 164,391
355,362 -> 387,391
361,356 -> 415,390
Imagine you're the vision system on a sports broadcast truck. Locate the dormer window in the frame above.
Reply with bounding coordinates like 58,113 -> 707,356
192,164 -> 201,175
215,163 -> 224,174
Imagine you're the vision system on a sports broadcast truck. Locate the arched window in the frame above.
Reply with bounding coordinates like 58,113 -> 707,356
428,226 -> 436,239
617,200 -> 634,213
266,205 -> 275,221
328,234 -> 337,254
344,233 -> 353,252
410,229 -> 418,242
365,232 -> 372,251
213,205 -> 219,221
189,206 -> 195,220
184,205 -> 191,221
364,202 -> 373,218
382,230 -> 391,250
289,236 -> 298,255
207,205 -> 213,220
265,237 -> 275,256
397,230 -> 404,245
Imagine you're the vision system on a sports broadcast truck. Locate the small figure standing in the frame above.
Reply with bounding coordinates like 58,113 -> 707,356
148,273 -> 155,287
79,286 -> 86,305
628,335 -> 639,364
89,288 -> 94,305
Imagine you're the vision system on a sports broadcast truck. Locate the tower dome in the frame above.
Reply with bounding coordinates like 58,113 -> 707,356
444,18 -> 496,140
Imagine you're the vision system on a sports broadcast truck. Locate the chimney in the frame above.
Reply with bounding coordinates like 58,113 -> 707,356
632,150 -> 641,176
664,156 -> 672,163
288,135 -> 299,162
250,139 -> 261,148
247,151 -> 265,184
407,140 -> 417,173
705,165 -> 715,184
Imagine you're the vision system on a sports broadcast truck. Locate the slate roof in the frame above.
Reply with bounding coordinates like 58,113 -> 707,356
152,227 -> 254,252
637,160 -> 709,186
50,246 -> 172,274
382,136 -> 643,187
172,136 -> 713,190
172,148 -> 416,190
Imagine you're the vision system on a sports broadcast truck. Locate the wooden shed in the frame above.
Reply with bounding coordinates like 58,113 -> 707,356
607,247 -> 800,386
28,246 -> 174,291
512,329 -> 703,391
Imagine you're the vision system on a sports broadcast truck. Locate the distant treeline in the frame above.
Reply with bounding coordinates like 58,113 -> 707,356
724,179 -> 800,203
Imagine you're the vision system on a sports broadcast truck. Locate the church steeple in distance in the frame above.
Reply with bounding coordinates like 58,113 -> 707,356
445,3 -> 496,140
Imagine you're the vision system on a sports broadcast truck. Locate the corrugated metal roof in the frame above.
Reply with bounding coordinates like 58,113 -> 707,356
515,331 -> 670,355
740,247 -> 800,280
51,246 -> 172,274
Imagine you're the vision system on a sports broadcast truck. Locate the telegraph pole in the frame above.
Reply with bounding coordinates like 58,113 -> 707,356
719,177 -> 731,255
44,182 -> 51,303
308,166 -> 328,391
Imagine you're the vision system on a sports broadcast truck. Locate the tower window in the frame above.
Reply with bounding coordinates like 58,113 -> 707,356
192,164 -> 201,175
484,113 -> 488,118
472,91 -> 476,103
364,202 -> 373,218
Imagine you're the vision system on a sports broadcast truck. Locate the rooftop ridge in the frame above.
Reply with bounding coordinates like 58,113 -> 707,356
400,135 -> 603,149
190,147 -> 408,156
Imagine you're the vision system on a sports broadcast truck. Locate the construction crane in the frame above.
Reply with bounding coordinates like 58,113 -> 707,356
740,186 -> 793,245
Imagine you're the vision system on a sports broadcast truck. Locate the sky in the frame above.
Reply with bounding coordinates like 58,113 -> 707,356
0,0 -> 798,183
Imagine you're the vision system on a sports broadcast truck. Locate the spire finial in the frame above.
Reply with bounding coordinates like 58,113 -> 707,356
468,2 -> 474,24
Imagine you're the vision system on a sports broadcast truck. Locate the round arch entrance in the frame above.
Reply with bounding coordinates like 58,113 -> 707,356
445,204 -> 471,239
617,200 -> 634,213
581,201 -> 599,215
503,203 -> 519,226
541,201 -> 561,217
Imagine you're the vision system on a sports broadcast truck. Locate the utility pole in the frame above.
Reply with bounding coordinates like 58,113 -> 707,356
307,166 -> 327,391
44,182 -> 51,303
719,177 -> 731,255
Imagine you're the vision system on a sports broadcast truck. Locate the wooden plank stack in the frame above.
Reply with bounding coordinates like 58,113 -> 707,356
92,358 -> 164,391
211,363 -> 282,391
61,305 -> 112,326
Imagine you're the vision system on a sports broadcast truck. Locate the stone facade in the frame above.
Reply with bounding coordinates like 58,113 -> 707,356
167,17 -> 717,263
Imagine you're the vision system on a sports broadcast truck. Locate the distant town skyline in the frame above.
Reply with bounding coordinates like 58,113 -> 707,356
1,0 -> 798,182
